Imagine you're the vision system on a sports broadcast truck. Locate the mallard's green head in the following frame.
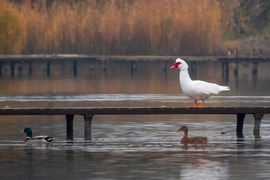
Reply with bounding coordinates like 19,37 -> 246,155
20,127 -> 32,138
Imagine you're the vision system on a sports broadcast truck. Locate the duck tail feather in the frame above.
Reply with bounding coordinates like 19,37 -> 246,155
219,86 -> 230,91
45,136 -> 54,142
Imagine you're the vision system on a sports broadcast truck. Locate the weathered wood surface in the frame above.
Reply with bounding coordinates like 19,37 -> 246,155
217,57 -> 270,62
0,107 -> 269,116
0,55 -> 269,62
0,55 -> 215,62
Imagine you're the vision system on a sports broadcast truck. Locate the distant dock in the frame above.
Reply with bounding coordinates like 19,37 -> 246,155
0,106 -> 268,140
0,54 -> 268,77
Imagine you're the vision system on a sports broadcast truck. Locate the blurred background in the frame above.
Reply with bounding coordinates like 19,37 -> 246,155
1,0 -> 270,56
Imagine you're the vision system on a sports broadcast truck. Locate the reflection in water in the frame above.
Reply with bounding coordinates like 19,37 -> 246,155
181,143 -> 207,150
0,60 -> 270,95
180,158 -> 228,180
1,139 -> 270,180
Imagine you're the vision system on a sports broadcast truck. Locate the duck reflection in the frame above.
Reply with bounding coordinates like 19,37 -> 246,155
180,157 -> 229,179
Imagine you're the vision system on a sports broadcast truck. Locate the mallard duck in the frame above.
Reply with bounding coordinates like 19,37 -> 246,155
20,127 -> 54,146
171,58 -> 230,107
177,126 -> 207,144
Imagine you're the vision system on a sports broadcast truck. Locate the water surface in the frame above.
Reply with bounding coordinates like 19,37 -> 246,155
0,60 -> 270,179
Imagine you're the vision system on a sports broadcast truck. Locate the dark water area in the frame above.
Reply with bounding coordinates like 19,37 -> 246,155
0,60 -> 270,179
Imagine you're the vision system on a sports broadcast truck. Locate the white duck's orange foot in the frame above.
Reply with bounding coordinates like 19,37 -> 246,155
197,99 -> 205,108
190,100 -> 199,108
190,100 -> 204,108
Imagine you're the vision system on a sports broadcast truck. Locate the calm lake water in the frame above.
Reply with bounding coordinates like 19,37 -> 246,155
0,60 -> 270,180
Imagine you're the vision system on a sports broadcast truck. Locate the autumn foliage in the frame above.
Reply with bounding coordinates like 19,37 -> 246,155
0,0 -> 260,55
0,0 -> 25,54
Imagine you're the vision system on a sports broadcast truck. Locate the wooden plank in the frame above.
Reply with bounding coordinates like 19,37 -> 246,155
0,55 -> 215,62
1,55 -> 270,62
0,107 -> 269,116
217,57 -> 270,62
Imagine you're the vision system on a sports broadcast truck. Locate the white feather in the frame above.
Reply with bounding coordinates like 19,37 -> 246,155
172,58 -> 230,101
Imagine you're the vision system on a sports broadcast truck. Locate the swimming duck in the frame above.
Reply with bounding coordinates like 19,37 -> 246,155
20,127 -> 54,146
177,126 -> 207,144
171,58 -> 230,107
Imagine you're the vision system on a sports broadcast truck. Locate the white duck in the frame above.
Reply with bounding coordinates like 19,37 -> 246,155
171,58 -> 230,108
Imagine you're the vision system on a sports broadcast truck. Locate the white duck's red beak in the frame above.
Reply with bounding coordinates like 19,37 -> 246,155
170,62 -> 181,69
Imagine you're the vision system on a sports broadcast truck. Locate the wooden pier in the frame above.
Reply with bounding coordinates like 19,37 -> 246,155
0,55 -> 269,77
0,55 -> 212,76
0,107 -> 269,140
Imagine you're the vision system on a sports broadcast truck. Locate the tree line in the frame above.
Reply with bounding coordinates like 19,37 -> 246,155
1,0 -> 270,55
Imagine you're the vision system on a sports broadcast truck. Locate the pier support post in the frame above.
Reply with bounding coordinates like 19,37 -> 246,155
102,60 -> 107,71
233,62 -> 238,76
66,114 -> 74,140
11,62 -> 15,76
190,61 -> 197,78
236,114 -> 245,138
131,61 -> 137,78
253,113 -> 264,139
0,62 -> 2,76
102,60 -> 107,77
18,62 -> 22,76
252,62 -> 258,75
222,62 -> 229,82
47,61 -> 51,75
73,60 -> 77,76
162,61 -> 167,72
162,61 -> 167,78
162,61 -> 167,73
28,62 -> 32,76
89,60 -> 95,76
44,61 -> 51,76
90,61 -> 94,72
84,114 -> 93,140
